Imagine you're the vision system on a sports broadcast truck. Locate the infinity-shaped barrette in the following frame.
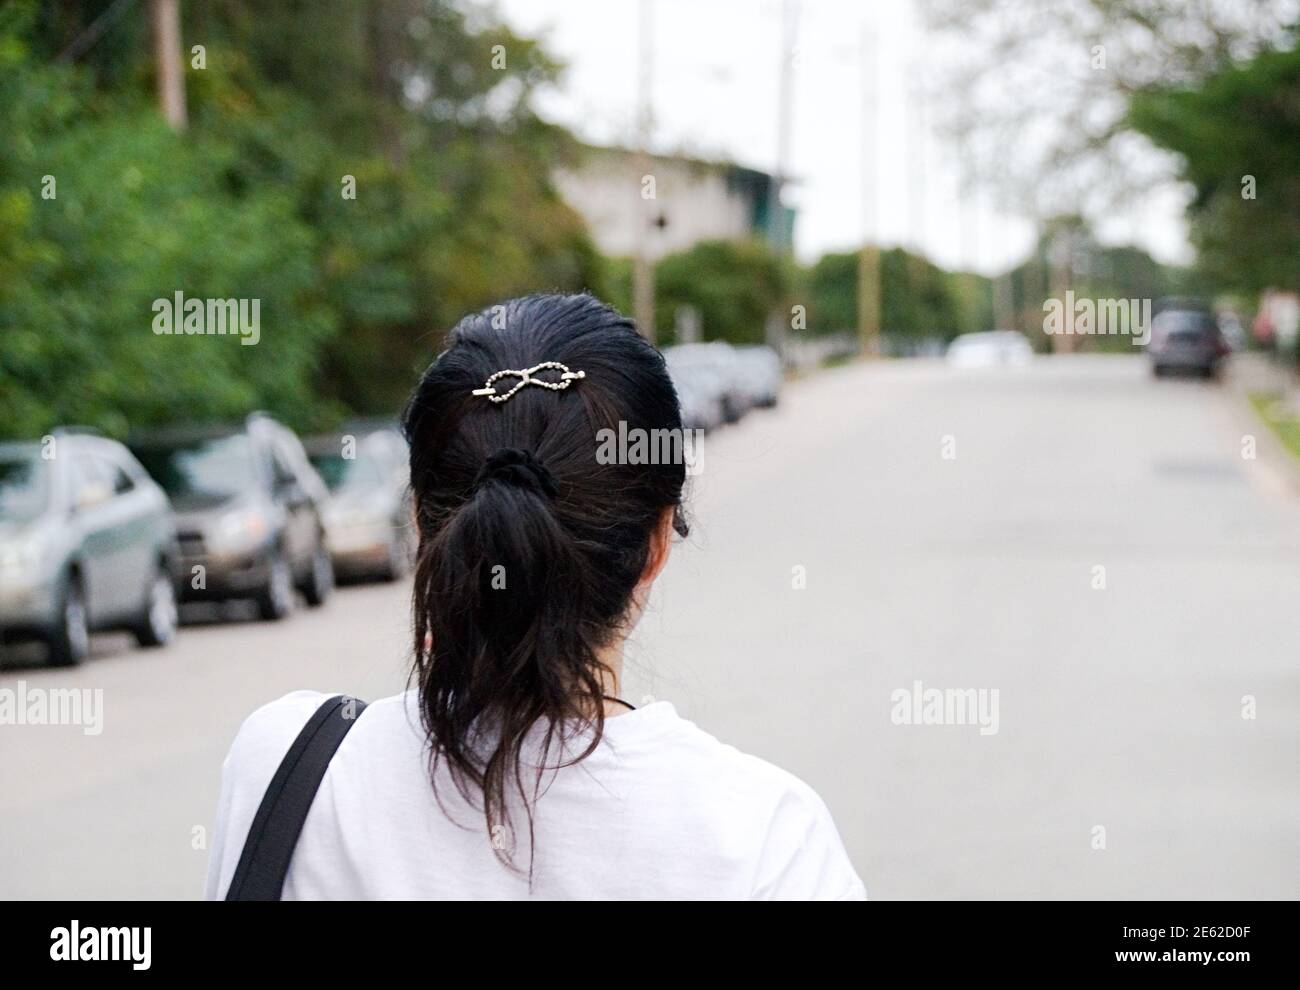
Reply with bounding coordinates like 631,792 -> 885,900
471,361 -> 586,403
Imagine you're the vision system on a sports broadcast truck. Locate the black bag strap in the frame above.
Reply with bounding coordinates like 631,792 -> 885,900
225,694 -> 368,901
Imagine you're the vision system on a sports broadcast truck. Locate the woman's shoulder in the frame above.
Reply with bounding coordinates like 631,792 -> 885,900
226,690 -> 335,764
226,690 -> 412,769
627,705 -> 867,899
645,704 -> 829,801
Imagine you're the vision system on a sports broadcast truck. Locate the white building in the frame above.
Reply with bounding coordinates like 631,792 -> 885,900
555,145 -> 792,261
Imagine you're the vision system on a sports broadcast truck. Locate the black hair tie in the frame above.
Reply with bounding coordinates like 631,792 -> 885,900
474,448 -> 558,498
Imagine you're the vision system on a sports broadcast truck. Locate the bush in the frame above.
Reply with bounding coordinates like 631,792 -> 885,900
652,239 -> 788,345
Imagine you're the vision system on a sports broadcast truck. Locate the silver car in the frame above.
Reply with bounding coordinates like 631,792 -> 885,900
734,345 -> 783,408
664,342 -> 750,424
666,362 -> 726,433
0,431 -> 179,665
306,425 -> 415,582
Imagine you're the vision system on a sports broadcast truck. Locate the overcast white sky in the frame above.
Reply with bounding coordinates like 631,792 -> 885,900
492,0 -> 1193,276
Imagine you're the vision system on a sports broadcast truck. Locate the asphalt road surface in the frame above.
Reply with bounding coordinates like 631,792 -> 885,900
3,354 -> 1298,899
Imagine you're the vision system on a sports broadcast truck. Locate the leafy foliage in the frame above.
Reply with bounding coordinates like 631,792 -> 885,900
805,248 -> 992,341
0,0 -> 606,439
1130,46 -> 1300,294
652,239 -> 790,346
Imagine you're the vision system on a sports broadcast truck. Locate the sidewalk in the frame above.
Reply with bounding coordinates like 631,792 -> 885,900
1224,352 -> 1300,496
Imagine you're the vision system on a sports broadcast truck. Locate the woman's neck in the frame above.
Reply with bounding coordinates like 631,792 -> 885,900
596,642 -> 632,717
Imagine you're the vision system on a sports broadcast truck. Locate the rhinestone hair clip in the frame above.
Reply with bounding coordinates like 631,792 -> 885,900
471,361 -> 586,404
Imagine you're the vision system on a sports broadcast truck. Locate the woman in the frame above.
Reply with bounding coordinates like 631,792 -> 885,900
205,293 -> 865,900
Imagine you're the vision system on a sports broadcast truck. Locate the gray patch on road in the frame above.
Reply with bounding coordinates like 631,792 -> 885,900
1151,458 -> 1245,482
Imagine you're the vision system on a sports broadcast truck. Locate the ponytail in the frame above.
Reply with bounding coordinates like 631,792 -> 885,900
412,448 -> 606,868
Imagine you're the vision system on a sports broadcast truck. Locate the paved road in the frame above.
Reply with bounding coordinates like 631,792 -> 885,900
3,355 -> 1298,899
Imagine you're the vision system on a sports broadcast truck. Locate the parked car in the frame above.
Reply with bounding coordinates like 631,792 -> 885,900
0,430 -> 179,665
664,342 -> 750,423
668,362 -> 727,433
734,345 -> 783,408
306,423 -> 415,582
129,413 -> 333,621
945,331 -> 1034,368
1148,305 -> 1229,378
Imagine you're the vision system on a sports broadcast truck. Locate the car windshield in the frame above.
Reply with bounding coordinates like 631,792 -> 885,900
1155,311 -> 1216,336
309,450 -> 382,492
133,434 -> 258,500
0,452 -> 50,522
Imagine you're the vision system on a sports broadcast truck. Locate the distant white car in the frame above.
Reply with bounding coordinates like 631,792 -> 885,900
945,331 -> 1034,368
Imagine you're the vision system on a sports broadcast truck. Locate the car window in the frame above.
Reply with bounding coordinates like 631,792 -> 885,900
1155,311 -> 1215,335
94,454 -> 135,495
270,443 -> 298,488
309,448 -> 383,491
68,448 -> 112,503
132,434 -> 258,500
0,451 -> 50,522
363,434 -> 403,475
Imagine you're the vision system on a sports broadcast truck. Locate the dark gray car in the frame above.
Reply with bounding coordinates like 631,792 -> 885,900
0,431 -> 180,665
130,413 -> 333,621
1149,307 -> 1229,378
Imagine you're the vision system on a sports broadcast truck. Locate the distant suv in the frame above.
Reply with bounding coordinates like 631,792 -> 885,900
129,414 -> 333,621
1149,305 -> 1229,378
0,431 -> 179,665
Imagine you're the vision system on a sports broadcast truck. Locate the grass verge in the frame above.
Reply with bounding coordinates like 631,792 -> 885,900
1249,391 -> 1300,462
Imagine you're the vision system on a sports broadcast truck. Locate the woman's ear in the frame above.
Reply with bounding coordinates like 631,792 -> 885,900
638,505 -> 677,591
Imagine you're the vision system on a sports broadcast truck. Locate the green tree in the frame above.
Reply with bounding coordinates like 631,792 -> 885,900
1130,46 -> 1300,294
651,239 -> 788,346
805,247 -> 992,344
0,0 -> 607,439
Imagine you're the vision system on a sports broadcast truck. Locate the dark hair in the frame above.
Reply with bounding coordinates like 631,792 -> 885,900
402,293 -> 689,872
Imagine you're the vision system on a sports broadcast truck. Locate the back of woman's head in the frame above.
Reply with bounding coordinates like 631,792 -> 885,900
402,292 -> 688,870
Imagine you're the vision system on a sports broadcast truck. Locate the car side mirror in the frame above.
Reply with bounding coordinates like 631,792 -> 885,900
75,480 -> 112,512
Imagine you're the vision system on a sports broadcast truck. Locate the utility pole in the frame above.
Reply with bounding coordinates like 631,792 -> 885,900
857,23 -> 880,356
150,0 -> 187,131
957,133 -> 978,281
1034,220 -> 1050,348
769,0 -> 797,255
905,55 -> 927,325
993,265 -> 1013,331
632,0 -> 656,342
769,0 -> 798,356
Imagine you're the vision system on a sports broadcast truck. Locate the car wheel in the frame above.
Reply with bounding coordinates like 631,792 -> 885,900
302,541 -> 333,607
255,551 -> 295,621
48,574 -> 90,667
133,567 -> 178,648
1152,364 -> 1165,378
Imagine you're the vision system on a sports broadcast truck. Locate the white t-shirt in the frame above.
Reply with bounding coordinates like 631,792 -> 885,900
204,689 -> 866,900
